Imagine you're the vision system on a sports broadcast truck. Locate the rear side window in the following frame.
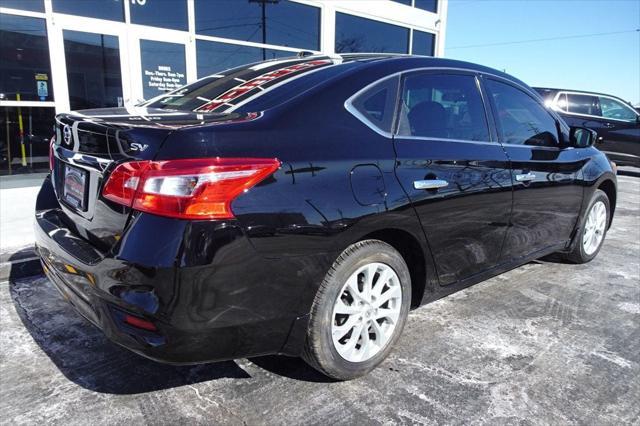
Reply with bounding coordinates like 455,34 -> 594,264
486,79 -> 559,147
566,93 -> 600,116
396,73 -> 490,141
349,76 -> 400,134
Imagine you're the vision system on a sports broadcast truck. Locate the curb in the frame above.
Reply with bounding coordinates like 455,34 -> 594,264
0,245 -> 43,282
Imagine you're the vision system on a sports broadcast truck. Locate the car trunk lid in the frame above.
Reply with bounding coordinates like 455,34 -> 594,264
51,107 -> 246,250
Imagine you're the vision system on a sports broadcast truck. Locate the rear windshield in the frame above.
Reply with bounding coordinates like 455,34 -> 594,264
143,58 -> 337,113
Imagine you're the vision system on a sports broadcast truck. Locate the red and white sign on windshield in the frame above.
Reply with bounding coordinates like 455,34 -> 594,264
195,59 -> 332,113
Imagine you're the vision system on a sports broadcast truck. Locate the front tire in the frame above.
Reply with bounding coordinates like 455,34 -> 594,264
566,189 -> 610,263
302,240 -> 411,380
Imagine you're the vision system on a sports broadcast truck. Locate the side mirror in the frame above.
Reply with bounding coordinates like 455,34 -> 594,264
570,127 -> 598,148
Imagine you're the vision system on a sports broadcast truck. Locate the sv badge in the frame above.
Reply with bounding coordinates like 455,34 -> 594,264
130,143 -> 149,152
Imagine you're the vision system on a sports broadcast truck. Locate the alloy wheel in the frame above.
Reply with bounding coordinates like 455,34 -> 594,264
582,200 -> 607,256
331,262 -> 402,363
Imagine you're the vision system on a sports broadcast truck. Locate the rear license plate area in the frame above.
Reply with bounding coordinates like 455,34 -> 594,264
63,164 -> 88,211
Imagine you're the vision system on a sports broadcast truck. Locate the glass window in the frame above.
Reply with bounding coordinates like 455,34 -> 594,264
130,0 -> 187,31
487,79 -> 559,147
335,13 -> 409,54
1,0 -> 44,12
351,77 -> 399,134
598,96 -> 638,122
0,14 -> 53,102
556,93 -> 568,112
195,0 -> 320,50
397,73 -> 489,141
390,0 -> 413,5
1,106 -> 55,174
140,40 -> 186,100
196,40 -> 293,78
414,0 -> 438,13
52,0 -> 124,21
412,30 -> 435,56
145,58 -> 334,112
63,30 -> 122,110
566,93 -> 599,116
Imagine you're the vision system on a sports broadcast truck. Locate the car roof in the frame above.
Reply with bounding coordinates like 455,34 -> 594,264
308,53 -> 531,88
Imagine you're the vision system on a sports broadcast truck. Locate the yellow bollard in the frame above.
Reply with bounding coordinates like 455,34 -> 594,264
16,93 -> 27,167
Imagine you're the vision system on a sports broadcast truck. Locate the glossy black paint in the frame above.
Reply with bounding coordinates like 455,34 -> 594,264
35,55 -> 617,364
534,87 -> 640,167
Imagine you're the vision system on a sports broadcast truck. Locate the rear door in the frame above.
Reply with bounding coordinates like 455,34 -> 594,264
592,95 -> 640,165
393,70 -> 512,285
483,78 -> 585,260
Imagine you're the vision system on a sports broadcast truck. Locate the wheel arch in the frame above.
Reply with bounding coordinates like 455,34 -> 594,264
597,178 -> 616,228
353,228 -> 434,308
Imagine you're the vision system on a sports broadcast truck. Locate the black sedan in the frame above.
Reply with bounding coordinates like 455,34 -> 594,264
36,54 -> 617,380
534,87 -> 640,167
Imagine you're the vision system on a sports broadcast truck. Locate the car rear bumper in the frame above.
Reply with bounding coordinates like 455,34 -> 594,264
34,176 -> 321,364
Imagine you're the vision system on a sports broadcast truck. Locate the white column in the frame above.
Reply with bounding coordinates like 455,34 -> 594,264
43,0 -> 70,113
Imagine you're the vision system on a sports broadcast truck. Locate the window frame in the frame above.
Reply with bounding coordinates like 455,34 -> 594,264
346,68 -> 508,143
483,76 -> 564,149
553,90 -> 639,123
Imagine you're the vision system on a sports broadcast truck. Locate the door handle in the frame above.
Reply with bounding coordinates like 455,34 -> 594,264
413,179 -> 449,190
603,122 -> 615,128
515,172 -> 536,182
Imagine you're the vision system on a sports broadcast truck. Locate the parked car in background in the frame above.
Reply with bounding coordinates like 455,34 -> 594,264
36,55 -> 617,380
534,88 -> 640,167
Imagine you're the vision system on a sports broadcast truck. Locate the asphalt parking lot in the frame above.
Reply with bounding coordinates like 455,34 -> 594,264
1,175 -> 638,425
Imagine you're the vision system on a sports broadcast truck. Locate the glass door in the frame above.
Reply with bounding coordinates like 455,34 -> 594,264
0,12 -> 56,174
47,11 -> 131,113
127,24 -> 194,104
63,30 -> 124,110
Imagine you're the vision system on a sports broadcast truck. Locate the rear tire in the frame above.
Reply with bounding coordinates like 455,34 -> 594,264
566,189 -> 610,263
302,240 -> 411,380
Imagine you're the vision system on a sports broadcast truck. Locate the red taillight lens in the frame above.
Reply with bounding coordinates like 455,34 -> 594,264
123,314 -> 157,331
103,160 -> 150,206
49,135 -> 55,170
103,158 -> 280,220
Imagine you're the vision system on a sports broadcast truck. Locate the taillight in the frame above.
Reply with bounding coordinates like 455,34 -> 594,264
102,158 -> 280,220
123,314 -> 157,332
49,135 -> 55,170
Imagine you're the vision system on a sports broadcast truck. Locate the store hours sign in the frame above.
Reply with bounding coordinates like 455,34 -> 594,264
140,40 -> 186,100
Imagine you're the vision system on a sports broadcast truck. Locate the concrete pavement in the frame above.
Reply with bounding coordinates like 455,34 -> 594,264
0,175 -> 638,425
0,173 -> 46,250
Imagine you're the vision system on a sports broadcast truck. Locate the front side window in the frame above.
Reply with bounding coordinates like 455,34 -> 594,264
566,93 -> 599,116
397,73 -> 489,141
486,79 -> 559,147
598,96 -> 638,122
335,13 -> 409,54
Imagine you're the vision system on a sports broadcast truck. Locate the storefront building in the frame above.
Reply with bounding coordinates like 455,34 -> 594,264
0,0 -> 447,174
